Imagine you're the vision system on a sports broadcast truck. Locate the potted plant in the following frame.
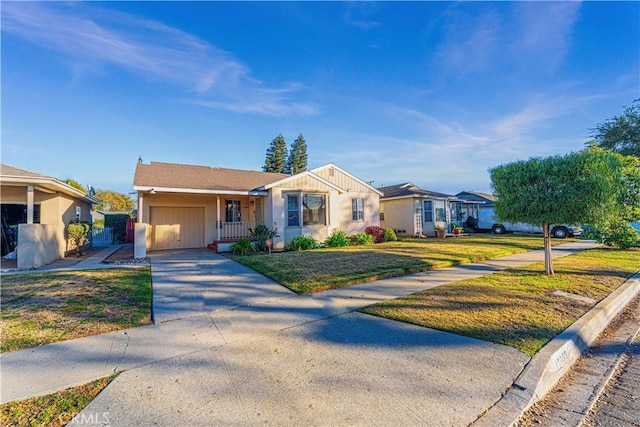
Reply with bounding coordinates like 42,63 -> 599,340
452,224 -> 464,235
434,223 -> 446,238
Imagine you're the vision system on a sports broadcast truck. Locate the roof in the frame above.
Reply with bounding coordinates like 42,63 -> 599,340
1,163 -> 98,204
456,191 -> 496,204
311,163 -> 383,196
377,183 -> 453,200
133,162 -> 289,193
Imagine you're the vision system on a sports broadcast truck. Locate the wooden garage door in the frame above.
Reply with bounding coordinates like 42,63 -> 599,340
149,207 -> 204,250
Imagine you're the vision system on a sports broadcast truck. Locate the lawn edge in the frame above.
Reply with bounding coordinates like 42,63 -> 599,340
473,270 -> 640,427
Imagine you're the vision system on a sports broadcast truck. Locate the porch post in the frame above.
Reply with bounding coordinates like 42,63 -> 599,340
137,192 -> 143,223
27,186 -> 34,224
216,196 -> 221,241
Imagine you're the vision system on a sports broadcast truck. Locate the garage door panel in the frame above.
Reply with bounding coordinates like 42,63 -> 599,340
150,207 -> 204,250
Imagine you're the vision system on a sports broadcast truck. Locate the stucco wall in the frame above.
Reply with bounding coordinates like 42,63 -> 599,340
380,198 -> 417,236
17,224 -> 59,269
1,185 -> 92,258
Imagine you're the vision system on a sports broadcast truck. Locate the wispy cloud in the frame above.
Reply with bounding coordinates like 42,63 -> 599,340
432,2 -> 581,76
509,2 -> 582,71
1,2 -> 316,117
433,4 -> 501,76
343,2 -> 381,29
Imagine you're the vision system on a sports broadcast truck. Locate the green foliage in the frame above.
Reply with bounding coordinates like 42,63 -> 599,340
231,237 -> 255,255
383,228 -> 398,242
585,221 -> 640,249
287,134 -> 308,174
618,153 -> 640,222
104,214 -> 130,244
249,224 -> 279,251
94,190 -> 135,213
349,233 -> 374,246
92,219 -> 105,229
263,134 -> 288,173
288,235 -> 319,251
67,221 -> 90,255
62,178 -> 87,194
589,100 -> 640,157
325,230 -> 350,247
490,150 -> 624,228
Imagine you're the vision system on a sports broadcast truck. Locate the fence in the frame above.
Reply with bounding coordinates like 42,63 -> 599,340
92,227 -> 114,247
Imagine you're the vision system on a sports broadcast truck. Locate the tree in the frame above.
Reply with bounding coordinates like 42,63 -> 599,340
63,178 -> 87,194
287,134 -> 308,174
93,190 -> 135,213
490,149 -> 623,275
263,134 -> 288,173
589,100 -> 640,157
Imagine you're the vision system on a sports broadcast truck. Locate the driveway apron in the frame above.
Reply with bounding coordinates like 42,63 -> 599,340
150,249 -> 297,323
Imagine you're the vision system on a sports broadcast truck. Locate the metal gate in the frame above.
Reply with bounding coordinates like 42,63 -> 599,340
91,227 -> 114,247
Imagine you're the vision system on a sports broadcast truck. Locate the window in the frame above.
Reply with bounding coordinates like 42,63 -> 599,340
225,200 -> 241,222
352,198 -> 364,221
423,201 -> 433,222
303,194 -> 326,225
76,206 -> 81,222
380,212 -> 385,221
287,194 -> 299,226
435,204 -> 446,222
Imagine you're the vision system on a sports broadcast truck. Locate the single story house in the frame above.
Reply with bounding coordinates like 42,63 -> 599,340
1,164 -> 97,269
132,161 -> 381,254
378,183 -> 480,237
455,191 -> 495,209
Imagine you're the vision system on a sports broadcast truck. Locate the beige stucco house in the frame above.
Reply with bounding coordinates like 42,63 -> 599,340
1,164 -> 96,269
378,183 -> 480,237
132,161 -> 381,254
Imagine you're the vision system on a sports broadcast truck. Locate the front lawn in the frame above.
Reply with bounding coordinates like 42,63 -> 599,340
1,376 -> 115,427
361,247 -> 640,356
1,268 -> 152,353
231,235 -> 576,294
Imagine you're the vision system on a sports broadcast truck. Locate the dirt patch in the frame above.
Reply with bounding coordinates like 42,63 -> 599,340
103,244 -> 134,262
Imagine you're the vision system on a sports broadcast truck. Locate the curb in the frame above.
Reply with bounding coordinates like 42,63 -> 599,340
473,271 -> 640,427
579,322 -> 640,425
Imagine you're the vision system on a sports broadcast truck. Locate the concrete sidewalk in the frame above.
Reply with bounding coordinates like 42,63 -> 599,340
1,240 -> 599,425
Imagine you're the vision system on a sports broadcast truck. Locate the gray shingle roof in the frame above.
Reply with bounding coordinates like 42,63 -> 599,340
456,191 -> 496,204
377,183 -> 452,199
133,162 -> 290,192
1,164 -> 51,179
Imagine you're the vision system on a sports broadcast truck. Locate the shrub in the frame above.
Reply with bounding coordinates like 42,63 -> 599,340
365,226 -> 385,243
231,237 -> 255,255
325,230 -> 350,247
105,214 -> 130,244
288,235 -> 319,251
349,233 -> 374,246
585,221 -> 640,249
92,219 -> 105,229
67,221 -> 90,256
249,224 -> 279,252
383,228 -> 397,242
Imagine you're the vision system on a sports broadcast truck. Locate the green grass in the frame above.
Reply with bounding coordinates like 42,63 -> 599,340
1,268 -> 152,353
361,247 -> 640,356
1,376 -> 115,427
230,235 -> 577,294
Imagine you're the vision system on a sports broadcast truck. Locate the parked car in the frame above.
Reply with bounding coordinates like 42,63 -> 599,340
476,208 -> 582,238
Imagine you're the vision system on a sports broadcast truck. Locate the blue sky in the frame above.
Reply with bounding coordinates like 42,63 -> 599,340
2,1 -> 638,195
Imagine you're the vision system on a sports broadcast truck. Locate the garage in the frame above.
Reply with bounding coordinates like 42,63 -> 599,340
149,207 -> 204,250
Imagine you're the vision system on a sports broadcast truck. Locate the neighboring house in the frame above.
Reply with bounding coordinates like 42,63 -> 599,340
132,161 -> 381,253
1,164 -> 97,269
378,183 -> 481,237
455,191 -> 496,208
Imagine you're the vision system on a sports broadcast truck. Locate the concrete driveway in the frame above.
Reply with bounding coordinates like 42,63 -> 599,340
73,249 -> 533,426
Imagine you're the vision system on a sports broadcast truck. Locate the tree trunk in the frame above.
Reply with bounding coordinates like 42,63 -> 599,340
543,223 -> 554,275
